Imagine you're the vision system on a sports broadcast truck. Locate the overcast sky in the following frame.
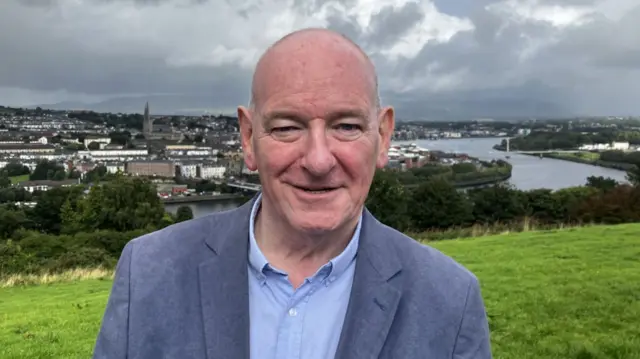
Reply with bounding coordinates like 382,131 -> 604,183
0,0 -> 639,118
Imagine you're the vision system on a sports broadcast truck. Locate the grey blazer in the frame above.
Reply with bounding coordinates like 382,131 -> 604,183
93,196 -> 492,359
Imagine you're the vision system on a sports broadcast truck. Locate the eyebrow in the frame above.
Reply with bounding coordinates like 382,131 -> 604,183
262,108 -> 369,123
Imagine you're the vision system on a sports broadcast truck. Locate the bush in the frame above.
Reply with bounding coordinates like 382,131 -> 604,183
0,229 -> 150,278
47,247 -> 116,272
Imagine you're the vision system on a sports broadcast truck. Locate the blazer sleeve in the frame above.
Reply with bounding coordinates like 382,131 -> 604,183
92,240 -> 134,359
452,276 -> 493,359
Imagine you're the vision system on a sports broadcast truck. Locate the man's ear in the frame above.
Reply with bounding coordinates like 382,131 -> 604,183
376,106 -> 395,169
237,106 -> 257,171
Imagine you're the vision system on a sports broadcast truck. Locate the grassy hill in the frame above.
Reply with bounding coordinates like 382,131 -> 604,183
1,224 -> 639,359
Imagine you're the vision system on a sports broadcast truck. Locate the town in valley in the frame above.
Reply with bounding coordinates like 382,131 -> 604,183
1,103 -> 640,204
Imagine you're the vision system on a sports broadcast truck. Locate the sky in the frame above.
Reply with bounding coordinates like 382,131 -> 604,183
0,0 -> 639,119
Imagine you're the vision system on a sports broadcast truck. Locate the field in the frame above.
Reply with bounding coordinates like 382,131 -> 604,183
1,224 -> 640,358
9,174 -> 29,184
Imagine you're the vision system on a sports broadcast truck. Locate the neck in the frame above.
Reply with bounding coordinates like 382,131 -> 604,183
254,199 -> 360,287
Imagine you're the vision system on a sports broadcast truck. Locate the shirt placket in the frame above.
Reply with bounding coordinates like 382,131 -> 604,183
274,280 -> 313,359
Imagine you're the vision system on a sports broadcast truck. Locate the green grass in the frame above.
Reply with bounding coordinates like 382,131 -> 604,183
564,151 -> 601,161
1,224 -> 640,358
9,174 -> 29,184
0,279 -> 112,359
430,224 -> 640,359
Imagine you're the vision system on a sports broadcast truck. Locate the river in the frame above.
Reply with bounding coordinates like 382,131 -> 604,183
165,137 -> 630,218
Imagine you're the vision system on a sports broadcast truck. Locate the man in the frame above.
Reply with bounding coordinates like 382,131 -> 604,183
93,28 -> 492,359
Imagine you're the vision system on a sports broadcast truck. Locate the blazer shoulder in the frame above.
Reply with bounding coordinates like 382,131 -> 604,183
379,223 -> 478,288
126,206 -> 247,262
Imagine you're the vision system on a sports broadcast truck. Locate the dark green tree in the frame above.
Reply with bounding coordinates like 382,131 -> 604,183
586,176 -> 619,192
468,184 -> 527,224
29,186 -> 85,234
408,178 -> 473,231
365,169 -> 410,231
2,162 -> 30,177
0,172 -> 12,189
30,160 -> 65,181
626,162 -> 640,186
69,175 -> 165,232
175,206 -> 194,223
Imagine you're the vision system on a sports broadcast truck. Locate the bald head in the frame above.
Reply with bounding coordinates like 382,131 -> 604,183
249,28 -> 380,112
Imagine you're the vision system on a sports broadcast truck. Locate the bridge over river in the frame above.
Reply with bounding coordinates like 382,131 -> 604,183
511,150 -> 583,154
165,138 -> 630,218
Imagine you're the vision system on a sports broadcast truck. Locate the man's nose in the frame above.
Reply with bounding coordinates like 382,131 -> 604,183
300,127 -> 336,176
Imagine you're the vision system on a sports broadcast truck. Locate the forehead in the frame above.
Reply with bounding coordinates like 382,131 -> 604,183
253,36 -> 377,120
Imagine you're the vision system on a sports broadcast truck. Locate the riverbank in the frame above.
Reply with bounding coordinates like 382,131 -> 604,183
403,171 -> 512,190
161,193 -> 244,204
520,152 -> 634,172
454,172 -> 512,188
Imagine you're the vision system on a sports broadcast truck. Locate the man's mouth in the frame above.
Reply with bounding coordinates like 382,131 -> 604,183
291,184 -> 339,194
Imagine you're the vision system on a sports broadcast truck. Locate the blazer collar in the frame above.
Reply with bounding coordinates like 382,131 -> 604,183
334,209 -> 403,359
198,194 -> 403,359
198,195 -> 256,359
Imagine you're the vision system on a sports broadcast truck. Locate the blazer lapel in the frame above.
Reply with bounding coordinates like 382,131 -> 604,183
198,197 -> 257,359
334,210 -> 403,359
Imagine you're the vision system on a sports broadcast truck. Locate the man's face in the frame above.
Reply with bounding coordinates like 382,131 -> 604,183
239,37 -> 394,234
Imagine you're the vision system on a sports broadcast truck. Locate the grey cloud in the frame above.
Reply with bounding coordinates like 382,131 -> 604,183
0,0 -> 250,101
468,6 -> 503,45
324,9 -> 364,45
292,0 -> 358,16
363,2 -> 425,49
535,0 -> 597,5
18,0 -> 209,7
1,0 -> 640,117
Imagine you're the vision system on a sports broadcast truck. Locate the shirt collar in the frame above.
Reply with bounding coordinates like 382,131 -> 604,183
248,193 -> 362,281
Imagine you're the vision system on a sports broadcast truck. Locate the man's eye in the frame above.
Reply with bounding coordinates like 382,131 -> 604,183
336,124 -> 362,132
272,126 -> 299,133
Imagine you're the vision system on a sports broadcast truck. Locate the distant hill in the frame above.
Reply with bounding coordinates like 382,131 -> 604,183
32,83 -> 575,119
33,94 -> 238,116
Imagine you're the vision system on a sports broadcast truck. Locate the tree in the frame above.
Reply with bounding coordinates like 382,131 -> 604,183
2,162 -> 30,177
175,206 -> 194,223
0,172 -> 12,189
451,162 -> 476,174
52,170 -> 67,181
30,160 -> 65,181
87,141 -> 101,150
83,165 -> 108,184
408,178 -> 473,231
0,206 -> 31,239
468,183 -> 528,224
586,176 -> 619,192
29,186 -> 85,234
626,162 -> 640,186
69,175 -> 165,232
365,170 -> 410,231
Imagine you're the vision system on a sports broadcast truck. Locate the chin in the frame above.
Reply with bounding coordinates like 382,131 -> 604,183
288,212 -> 345,234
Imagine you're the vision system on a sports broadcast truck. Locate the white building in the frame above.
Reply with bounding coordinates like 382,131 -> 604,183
199,164 -> 226,179
578,142 -> 630,151
17,179 -> 80,193
76,149 -> 149,161
180,163 -> 198,178
84,136 -> 112,149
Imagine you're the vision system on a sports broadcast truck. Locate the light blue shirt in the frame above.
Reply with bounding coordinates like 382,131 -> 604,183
248,193 -> 362,359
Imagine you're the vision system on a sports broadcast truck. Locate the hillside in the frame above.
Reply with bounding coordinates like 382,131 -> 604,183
1,224 -> 639,359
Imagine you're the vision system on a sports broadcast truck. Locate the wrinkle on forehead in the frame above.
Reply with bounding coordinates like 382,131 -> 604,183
250,28 -> 379,114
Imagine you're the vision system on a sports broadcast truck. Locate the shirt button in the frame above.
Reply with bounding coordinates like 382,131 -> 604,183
288,308 -> 298,317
